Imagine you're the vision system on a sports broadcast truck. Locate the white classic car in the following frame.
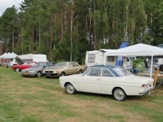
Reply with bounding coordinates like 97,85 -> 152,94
59,65 -> 154,101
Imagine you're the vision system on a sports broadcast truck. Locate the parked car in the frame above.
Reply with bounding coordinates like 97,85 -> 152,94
21,62 -> 55,77
43,62 -> 87,78
12,61 -> 37,72
59,65 -> 154,101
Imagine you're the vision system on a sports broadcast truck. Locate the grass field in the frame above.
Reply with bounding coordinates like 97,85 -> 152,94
0,67 -> 163,122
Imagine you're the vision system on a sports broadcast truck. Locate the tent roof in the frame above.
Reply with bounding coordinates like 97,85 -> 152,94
0,52 -> 17,59
104,43 -> 163,56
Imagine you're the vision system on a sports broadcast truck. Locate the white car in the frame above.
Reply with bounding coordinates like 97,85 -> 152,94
59,65 -> 154,101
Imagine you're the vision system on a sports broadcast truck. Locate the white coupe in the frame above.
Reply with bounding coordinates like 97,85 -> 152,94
59,65 -> 154,101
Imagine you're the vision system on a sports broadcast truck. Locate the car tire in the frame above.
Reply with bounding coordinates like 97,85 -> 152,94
60,72 -> 65,76
46,76 -> 50,78
37,72 -> 42,77
15,68 -> 20,72
78,70 -> 83,74
65,84 -> 76,94
113,88 -> 126,101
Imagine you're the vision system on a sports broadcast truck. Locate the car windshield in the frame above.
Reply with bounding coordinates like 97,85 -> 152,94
31,63 -> 45,68
31,63 -> 39,68
55,62 -> 68,68
23,61 -> 36,65
113,67 -> 132,77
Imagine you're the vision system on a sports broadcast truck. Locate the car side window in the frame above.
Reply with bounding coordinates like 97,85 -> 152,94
88,68 -> 101,76
26,61 -> 30,64
45,63 -> 49,67
102,69 -> 114,77
69,63 -> 73,67
73,62 -> 79,67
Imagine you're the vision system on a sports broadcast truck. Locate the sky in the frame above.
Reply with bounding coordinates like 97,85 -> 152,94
0,0 -> 23,16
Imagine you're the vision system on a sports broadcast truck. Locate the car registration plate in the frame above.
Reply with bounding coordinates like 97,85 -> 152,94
23,71 -> 28,75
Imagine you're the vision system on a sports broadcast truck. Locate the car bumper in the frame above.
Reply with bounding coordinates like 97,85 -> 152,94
21,72 -> 37,77
45,73 -> 60,77
139,86 -> 154,95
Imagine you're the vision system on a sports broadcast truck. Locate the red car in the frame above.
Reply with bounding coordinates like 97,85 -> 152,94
12,61 -> 37,72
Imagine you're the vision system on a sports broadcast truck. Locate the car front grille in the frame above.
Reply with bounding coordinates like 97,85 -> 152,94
45,71 -> 53,74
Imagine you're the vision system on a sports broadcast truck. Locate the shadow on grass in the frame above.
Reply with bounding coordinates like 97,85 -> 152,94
67,91 -> 151,102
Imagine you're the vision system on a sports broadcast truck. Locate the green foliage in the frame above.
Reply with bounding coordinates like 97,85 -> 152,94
144,0 -> 163,45
133,58 -> 144,66
0,6 -> 18,51
54,36 -> 70,61
0,0 -> 162,62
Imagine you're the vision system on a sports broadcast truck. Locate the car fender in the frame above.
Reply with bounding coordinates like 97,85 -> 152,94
112,86 -> 127,95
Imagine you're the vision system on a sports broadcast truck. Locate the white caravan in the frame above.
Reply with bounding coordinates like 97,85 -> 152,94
85,50 -> 133,69
85,50 -> 116,66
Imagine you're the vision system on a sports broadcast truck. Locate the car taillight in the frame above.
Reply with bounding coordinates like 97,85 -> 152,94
142,84 -> 145,87
142,84 -> 151,88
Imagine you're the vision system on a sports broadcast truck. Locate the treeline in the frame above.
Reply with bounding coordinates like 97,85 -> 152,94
0,0 -> 162,63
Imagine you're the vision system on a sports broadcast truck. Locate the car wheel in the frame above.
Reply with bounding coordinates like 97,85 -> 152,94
15,68 -> 20,72
46,76 -> 50,78
65,84 -> 76,94
37,72 -> 42,77
78,70 -> 83,74
113,88 -> 126,101
60,72 -> 65,76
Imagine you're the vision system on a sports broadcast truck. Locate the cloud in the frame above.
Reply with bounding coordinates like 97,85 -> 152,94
0,0 -> 23,16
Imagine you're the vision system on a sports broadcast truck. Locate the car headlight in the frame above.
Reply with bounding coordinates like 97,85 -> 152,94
53,71 -> 57,73
54,70 -> 60,73
29,71 -> 36,73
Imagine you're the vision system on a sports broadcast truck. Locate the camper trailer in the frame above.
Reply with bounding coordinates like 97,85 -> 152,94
85,50 -> 133,69
85,50 -> 116,66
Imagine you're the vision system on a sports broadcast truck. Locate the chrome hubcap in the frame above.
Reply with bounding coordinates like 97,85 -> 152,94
117,90 -> 123,97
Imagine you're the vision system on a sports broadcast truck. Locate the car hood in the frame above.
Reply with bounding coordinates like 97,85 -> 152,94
62,74 -> 82,77
59,74 -> 82,80
12,64 -> 24,67
22,67 -> 43,72
44,66 -> 66,71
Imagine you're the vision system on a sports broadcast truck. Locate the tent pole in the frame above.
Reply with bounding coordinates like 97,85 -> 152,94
150,55 -> 153,78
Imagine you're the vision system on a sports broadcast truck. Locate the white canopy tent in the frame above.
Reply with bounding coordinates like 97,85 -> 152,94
103,43 -> 163,77
104,43 -> 163,56
0,52 -> 17,66
0,52 -> 7,58
0,52 -> 17,59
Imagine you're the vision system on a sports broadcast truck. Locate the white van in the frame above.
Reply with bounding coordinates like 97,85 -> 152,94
8,54 -> 48,67
8,58 -> 23,67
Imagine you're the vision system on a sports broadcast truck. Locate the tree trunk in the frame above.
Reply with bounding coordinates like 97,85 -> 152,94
70,2 -> 74,61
